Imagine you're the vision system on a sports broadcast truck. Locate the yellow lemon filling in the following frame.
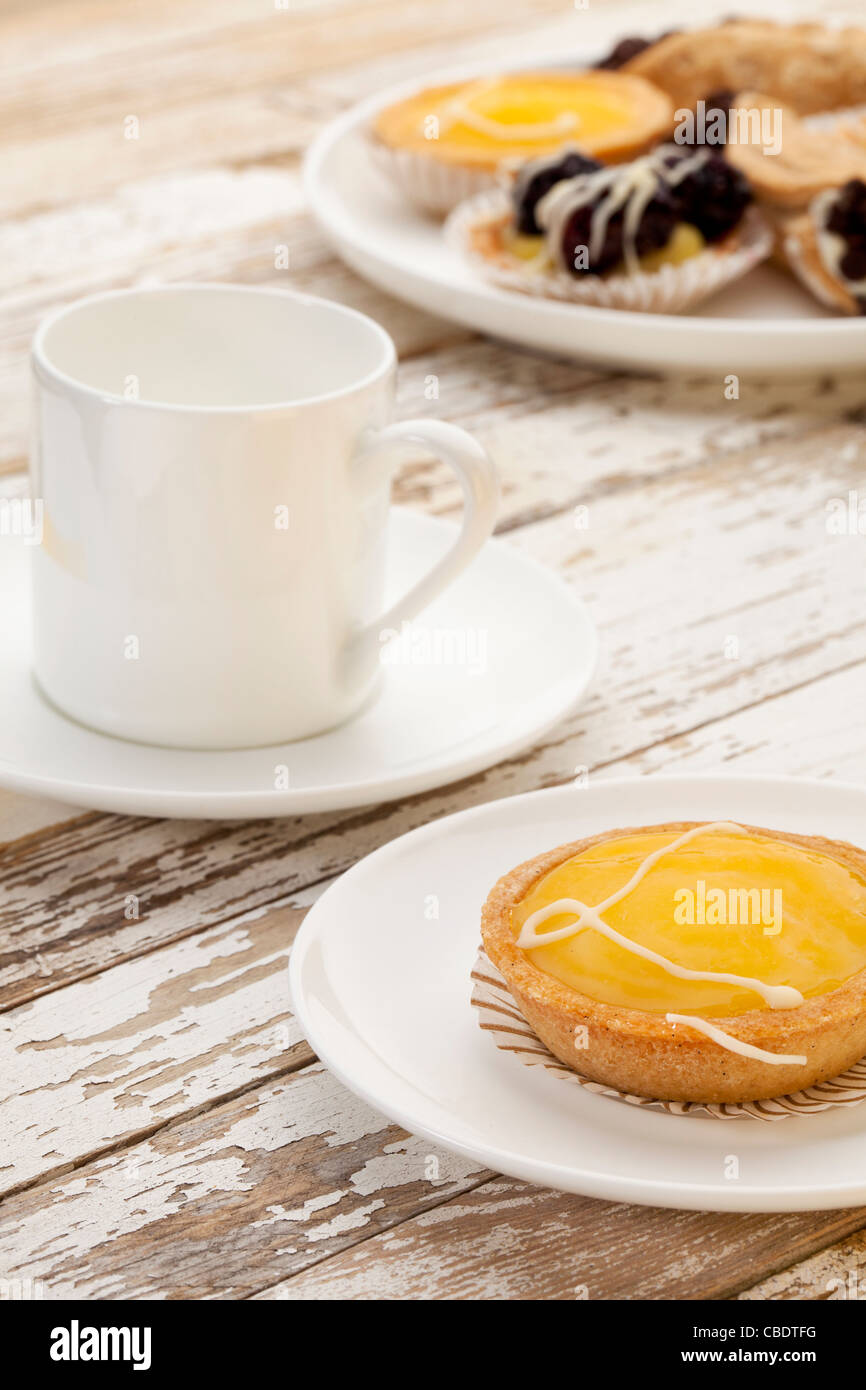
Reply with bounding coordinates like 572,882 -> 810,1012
513,829 -> 866,1018
636,221 -> 705,270
507,232 -> 550,262
373,72 -> 674,168
505,221 -> 706,274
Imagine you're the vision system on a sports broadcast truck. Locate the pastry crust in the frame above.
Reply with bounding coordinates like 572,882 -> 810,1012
481,821 -> 866,1103
725,93 -> 866,212
622,21 -> 866,116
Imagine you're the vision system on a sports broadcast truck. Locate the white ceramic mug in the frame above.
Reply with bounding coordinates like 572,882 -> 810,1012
30,285 -> 499,749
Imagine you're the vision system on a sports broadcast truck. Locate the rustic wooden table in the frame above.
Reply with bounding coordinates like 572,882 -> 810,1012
3,0 -> 866,1301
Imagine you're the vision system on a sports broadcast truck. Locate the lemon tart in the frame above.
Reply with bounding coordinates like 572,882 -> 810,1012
449,145 -> 771,313
370,71 -> 674,214
481,821 -> 866,1103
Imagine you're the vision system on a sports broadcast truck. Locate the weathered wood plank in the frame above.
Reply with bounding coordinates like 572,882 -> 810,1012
0,1063 -> 487,1299
0,0 -> 574,217
0,95 -> 314,221
0,904 -> 311,1196
738,1233 -> 866,1300
5,1036 -> 866,1302
255,1178 -> 866,1300
598,661 -> 866,784
5,1097 -> 862,1301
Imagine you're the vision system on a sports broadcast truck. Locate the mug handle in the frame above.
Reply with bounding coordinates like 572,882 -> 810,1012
346,418 -> 499,670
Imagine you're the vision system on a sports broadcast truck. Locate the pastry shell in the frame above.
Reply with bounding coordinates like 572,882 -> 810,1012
480,821 -> 866,1104
369,139 -> 494,216
621,21 -> 866,117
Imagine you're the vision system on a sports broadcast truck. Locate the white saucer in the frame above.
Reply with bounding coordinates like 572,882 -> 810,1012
304,61 -> 866,375
290,774 -> 866,1212
0,510 -> 596,818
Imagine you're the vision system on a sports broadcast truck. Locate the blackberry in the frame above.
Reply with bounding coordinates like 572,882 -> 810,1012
825,179 -> 866,285
704,89 -> 736,117
594,36 -> 654,71
594,30 -> 679,71
513,150 -> 603,235
560,185 -> 678,276
664,150 -> 752,242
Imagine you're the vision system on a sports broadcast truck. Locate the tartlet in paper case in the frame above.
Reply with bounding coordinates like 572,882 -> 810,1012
369,69 -> 674,215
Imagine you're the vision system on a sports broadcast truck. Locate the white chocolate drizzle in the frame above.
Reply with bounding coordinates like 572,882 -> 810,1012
811,187 -> 866,297
666,1015 -> 807,1067
535,144 -> 710,274
516,820 -> 808,1067
437,79 -> 580,143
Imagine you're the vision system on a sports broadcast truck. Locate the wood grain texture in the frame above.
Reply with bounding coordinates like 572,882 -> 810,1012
255,1179 -> 866,1301
0,0 -> 574,218
0,1064 -> 488,1299
4,1054 -> 866,1301
0,903 -> 315,1197
738,1232 -> 866,1300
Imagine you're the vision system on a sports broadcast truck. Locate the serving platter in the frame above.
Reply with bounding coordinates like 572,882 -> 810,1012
305,60 -> 866,375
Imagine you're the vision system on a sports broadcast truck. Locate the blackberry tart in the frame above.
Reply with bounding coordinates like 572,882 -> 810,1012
446,144 -> 772,313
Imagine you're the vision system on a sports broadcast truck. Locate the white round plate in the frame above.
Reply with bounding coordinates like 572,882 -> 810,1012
0,510 -> 595,818
290,773 -> 866,1212
304,66 -> 866,375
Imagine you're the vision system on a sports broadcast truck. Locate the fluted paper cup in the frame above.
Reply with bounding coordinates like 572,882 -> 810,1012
471,947 -> 866,1122
369,137 -> 498,216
